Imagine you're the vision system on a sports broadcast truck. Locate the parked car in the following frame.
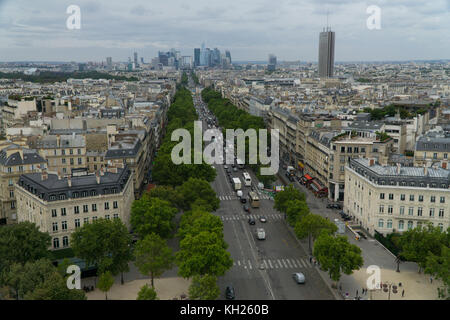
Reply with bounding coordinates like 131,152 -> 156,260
243,204 -> 250,212
248,218 -> 256,225
357,231 -> 367,239
292,272 -> 306,284
233,167 -> 238,172
259,216 -> 267,223
225,286 -> 235,300
240,197 -> 247,203
327,203 -> 342,209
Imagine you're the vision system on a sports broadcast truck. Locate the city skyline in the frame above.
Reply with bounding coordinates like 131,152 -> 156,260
0,0 -> 449,62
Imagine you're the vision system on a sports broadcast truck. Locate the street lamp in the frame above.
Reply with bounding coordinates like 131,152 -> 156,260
382,282 -> 398,300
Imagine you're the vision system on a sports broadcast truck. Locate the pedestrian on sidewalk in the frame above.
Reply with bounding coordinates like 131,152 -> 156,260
356,290 -> 358,296
402,289 -> 405,297
309,256 -> 312,263
430,276 -> 433,284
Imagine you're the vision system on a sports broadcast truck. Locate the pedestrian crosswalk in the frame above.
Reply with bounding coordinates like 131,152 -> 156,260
220,214 -> 284,221
218,194 -> 272,201
232,257 -> 315,270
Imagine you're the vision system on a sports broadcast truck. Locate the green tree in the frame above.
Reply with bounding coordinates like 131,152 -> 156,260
136,284 -> 159,300
294,214 -> 337,254
176,231 -> 233,278
188,274 -> 220,300
425,245 -> 450,299
24,272 -> 86,300
97,271 -> 115,300
398,223 -> 447,273
134,233 -> 174,288
130,196 -> 177,239
177,177 -> 220,211
285,199 -> 310,227
274,185 -> 306,214
147,185 -> 183,209
0,222 -> 51,273
313,232 -> 364,286
178,210 -> 224,241
71,218 -> 133,279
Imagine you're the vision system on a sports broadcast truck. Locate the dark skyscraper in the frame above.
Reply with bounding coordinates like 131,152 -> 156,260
225,50 -> 232,64
268,54 -> 277,71
194,48 -> 200,67
318,28 -> 335,78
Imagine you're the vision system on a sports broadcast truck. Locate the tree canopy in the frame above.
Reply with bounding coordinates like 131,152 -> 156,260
274,185 -> 306,214
188,274 -> 220,300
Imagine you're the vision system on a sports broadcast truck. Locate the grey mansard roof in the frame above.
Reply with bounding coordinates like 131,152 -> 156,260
0,145 -> 46,166
415,134 -> 450,152
17,166 -> 132,202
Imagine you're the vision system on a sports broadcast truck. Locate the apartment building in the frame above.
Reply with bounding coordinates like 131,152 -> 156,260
414,130 -> 450,167
0,143 -> 47,225
344,158 -> 449,237
35,134 -> 87,175
1,97 -> 37,130
15,164 -> 134,250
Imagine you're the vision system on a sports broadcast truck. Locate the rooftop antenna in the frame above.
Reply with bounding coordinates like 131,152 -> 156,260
326,9 -> 330,31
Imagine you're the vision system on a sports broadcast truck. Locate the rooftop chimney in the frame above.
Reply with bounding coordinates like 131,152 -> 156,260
424,166 -> 428,176
56,135 -> 61,147
57,171 -> 62,180
96,171 -> 100,184
369,159 -> 375,167
67,175 -> 72,187
100,167 -> 105,176
442,161 -> 448,170
41,170 -> 48,181
396,163 -> 401,174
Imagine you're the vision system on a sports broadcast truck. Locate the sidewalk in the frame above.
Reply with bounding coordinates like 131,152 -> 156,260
86,277 -> 191,300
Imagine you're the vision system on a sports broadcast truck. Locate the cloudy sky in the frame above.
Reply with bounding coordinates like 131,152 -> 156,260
0,0 -> 449,62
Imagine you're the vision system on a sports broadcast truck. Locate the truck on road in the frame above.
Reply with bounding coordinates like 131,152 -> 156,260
232,177 -> 242,190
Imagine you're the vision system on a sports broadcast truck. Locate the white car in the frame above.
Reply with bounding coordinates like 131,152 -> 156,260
256,228 -> 266,240
293,272 -> 305,284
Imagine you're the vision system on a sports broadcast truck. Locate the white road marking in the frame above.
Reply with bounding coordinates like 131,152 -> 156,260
248,260 -> 252,270
295,259 -> 302,268
292,259 -> 298,268
282,259 -> 288,268
268,260 -> 273,269
286,259 -> 293,268
238,260 -> 241,266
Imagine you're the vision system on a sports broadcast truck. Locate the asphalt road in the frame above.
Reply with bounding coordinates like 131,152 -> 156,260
194,93 -> 335,300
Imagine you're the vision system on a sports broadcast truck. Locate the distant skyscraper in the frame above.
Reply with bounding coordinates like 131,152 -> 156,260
225,50 -> 232,64
134,52 -> 138,67
194,48 -> 200,67
318,28 -> 335,78
106,57 -> 112,69
140,57 -> 144,64
268,54 -> 277,71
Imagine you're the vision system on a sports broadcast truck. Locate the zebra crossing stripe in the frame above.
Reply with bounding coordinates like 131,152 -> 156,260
233,261 -> 236,266
268,260 -> 273,268
295,259 -> 302,268
302,259 -> 309,268
286,259 -> 293,268
248,260 -> 252,270
292,260 -> 298,268
274,260 -> 280,268
282,259 -> 288,268
238,260 -> 241,266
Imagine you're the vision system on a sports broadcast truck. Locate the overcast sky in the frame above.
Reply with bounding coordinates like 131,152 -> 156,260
0,0 -> 449,62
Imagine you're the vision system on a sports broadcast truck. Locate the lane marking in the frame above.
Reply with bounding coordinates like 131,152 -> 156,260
248,260 -> 252,270
286,259 -> 293,268
268,259 -> 273,269
282,259 -> 288,268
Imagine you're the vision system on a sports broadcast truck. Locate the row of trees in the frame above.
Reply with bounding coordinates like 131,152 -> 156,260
152,87 -> 216,186
201,87 -> 275,187
0,71 -> 139,84
274,185 -> 364,286
0,222 -> 86,300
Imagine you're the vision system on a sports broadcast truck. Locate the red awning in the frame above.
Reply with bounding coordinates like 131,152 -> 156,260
304,174 -> 313,180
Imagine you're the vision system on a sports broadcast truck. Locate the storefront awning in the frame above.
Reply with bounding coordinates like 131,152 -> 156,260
304,174 -> 313,180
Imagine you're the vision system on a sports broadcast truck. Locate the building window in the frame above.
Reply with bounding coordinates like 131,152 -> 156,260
439,209 -> 444,218
113,214 -> 119,219
52,209 -> 57,217
52,222 -> 58,232
417,222 -> 422,229
84,217 -> 89,224
408,207 -> 414,216
53,238 -> 59,249
78,149 -> 81,155
431,196 -> 436,203
8,178 -> 13,186
407,221 -> 413,230
417,207 -> 423,216
92,204 -> 97,212
380,193 -> 385,200
388,194 -> 394,200
379,205 -> 384,213
387,219 -> 392,228
398,220 -> 404,230
7,167 -> 12,173
105,215 -> 110,220
78,158 -> 82,165
92,216 -> 97,221
83,205 -> 88,213
63,236 -> 69,247
11,201 -> 15,209
418,195 -> 423,202
440,197 -> 445,203
70,158 -> 74,165
430,208 -> 435,217
105,202 -> 109,210
61,208 -> 66,216
62,221 -> 67,230
62,158 -> 66,164
388,205 -> 393,214
438,223 -> 444,232
74,206 -> 79,214
378,219 -> 384,228
399,206 -> 404,215
400,194 -> 405,201
62,149 -> 65,155
113,201 -> 118,209
409,195 -> 414,201
75,219 -> 80,228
